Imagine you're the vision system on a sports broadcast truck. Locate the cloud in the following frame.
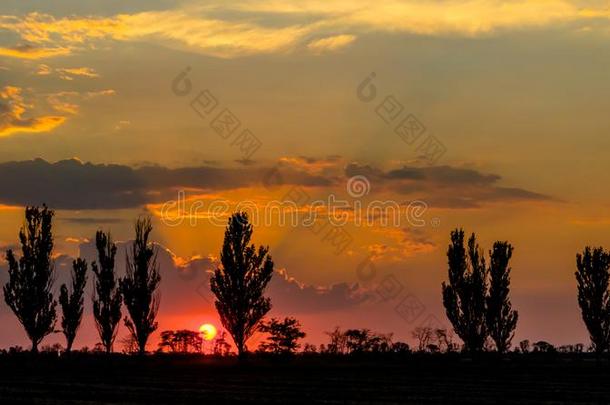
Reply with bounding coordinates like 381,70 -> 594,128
35,65 -> 100,80
84,89 -> 115,98
368,227 -> 437,262
36,64 -> 52,75
45,89 -> 115,116
0,86 -> 66,137
73,240 -> 370,314
57,67 -> 99,79
344,162 -> 554,208
265,268 -> 371,313
3,2 -> 607,58
46,92 -> 80,115
0,158 -> 553,210
0,158 -> 333,209
307,34 -> 356,53
59,217 -> 124,225
0,44 -> 70,59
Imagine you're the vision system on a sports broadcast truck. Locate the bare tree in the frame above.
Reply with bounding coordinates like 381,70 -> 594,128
325,326 -> 348,354
92,231 -> 122,353
435,328 -> 458,353
412,326 -> 434,352
575,246 -> 610,354
486,241 -> 518,353
59,258 -> 88,352
121,216 -> 161,355
3,205 -> 57,353
213,331 -> 232,356
210,212 -> 274,359
442,229 -> 488,353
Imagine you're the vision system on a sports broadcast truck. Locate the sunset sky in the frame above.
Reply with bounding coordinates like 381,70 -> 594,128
1,0 -> 610,351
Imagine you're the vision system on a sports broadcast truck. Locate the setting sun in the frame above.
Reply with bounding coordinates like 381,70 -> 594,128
199,323 -> 217,341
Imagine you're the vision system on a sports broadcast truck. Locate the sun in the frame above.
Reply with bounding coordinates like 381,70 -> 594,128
199,323 -> 217,341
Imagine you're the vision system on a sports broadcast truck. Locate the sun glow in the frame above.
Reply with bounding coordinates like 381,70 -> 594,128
199,323 -> 217,341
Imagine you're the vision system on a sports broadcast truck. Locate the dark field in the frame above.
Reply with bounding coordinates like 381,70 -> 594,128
2,354 -> 610,404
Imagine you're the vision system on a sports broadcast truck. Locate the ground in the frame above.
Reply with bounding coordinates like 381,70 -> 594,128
1,353 -> 610,404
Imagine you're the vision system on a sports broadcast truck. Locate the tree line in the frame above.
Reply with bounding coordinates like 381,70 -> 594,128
3,205 -> 160,354
3,206 -> 610,357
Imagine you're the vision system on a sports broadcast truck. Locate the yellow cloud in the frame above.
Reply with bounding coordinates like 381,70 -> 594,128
1,2 -> 609,59
44,89 -> 115,115
57,67 -> 99,79
307,34 -> 356,53
84,89 -> 116,98
36,64 -> 52,75
118,10 -> 311,58
0,44 -> 70,59
0,86 -> 66,137
46,92 -> 80,115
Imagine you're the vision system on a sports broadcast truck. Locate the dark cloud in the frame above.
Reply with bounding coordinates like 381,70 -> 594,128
0,158 -> 333,210
0,158 -> 553,211
60,217 -> 124,224
345,162 -> 553,208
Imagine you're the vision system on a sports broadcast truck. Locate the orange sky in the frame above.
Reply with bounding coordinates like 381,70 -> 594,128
1,0 -> 610,351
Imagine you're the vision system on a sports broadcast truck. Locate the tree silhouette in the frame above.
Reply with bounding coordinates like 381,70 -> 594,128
344,329 -> 372,354
210,212 -> 274,359
519,339 -> 530,353
92,230 -> 122,353
3,205 -> 57,353
59,258 -> 88,352
324,327 -> 348,354
213,331 -> 232,356
412,326 -> 434,352
258,317 -> 306,355
121,216 -> 161,355
158,330 -> 202,353
442,229 -> 488,353
486,241 -> 518,353
575,246 -> 610,354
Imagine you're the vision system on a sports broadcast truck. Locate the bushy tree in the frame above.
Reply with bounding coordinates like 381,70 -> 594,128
92,230 -> 122,353
575,246 -> 610,354
3,205 -> 57,353
519,339 -> 530,353
258,317 -> 306,355
158,330 -> 202,353
486,241 -> 518,353
210,212 -> 274,358
442,229 -> 488,353
345,329 -> 372,353
121,216 -> 161,355
59,258 -> 88,352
